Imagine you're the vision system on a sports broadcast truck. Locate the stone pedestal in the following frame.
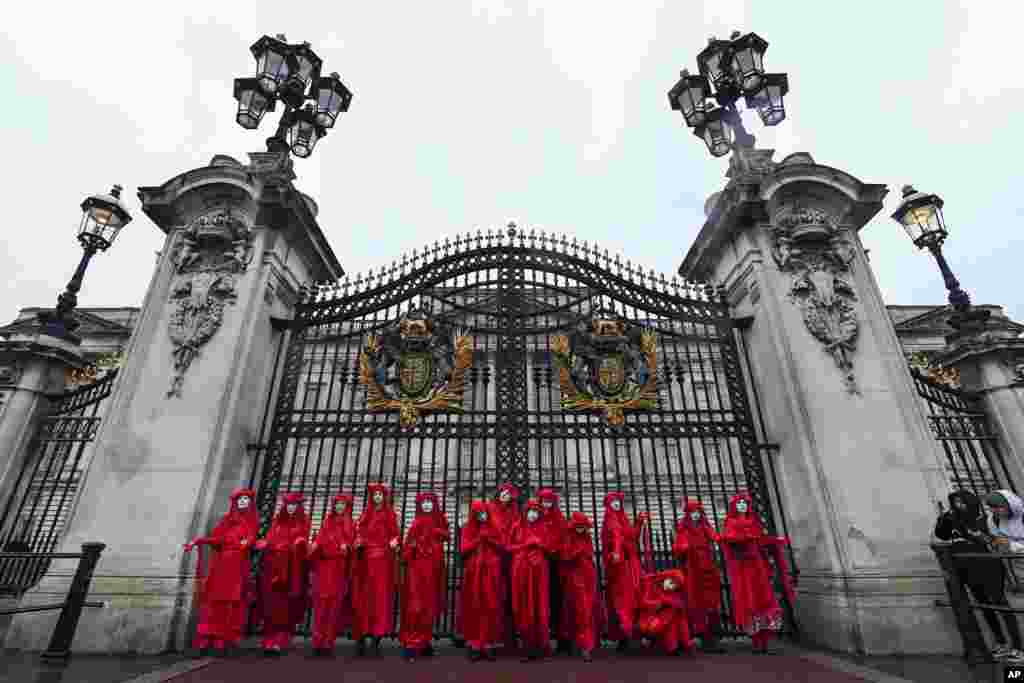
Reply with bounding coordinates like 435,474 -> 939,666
680,149 -> 959,654
0,331 -> 86,540
936,317 -> 1024,484
4,152 -> 343,654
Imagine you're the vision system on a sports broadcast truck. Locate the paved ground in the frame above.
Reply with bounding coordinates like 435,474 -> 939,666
0,640 -> 1007,683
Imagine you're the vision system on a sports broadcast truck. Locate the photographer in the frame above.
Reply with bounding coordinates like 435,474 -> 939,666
935,489 -> 1024,661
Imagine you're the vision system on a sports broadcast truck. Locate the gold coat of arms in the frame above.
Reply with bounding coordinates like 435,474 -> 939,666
551,311 -> 658,426
359,309 -> 473,428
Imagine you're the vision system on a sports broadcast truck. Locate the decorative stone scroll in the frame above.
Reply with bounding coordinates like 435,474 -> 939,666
166,208 -> 254,398
359,309 -> 473,429
770,205 -> 861,394
550,310 -> 658,426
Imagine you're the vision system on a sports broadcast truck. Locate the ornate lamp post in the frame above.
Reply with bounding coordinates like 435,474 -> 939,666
233,34 -> 353,159
891,185 -> 990,329
667,30 -> 789,157
38,185 -> 133,342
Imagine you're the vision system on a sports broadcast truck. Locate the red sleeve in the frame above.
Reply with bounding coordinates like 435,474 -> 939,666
672,525 -> 688,558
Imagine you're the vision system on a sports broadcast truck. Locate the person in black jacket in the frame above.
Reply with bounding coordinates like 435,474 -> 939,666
935,489 -> 1024,661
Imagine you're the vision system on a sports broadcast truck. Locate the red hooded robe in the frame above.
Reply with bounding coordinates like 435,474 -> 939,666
488,482 -> 520,648
537,488 -> 569,642
257,492 -> 311,650
459,500 -> 505,651
509,499 -> 552,652
637,569 -> 695,654
400,492 -> 450,652
187,487 -> 259,649
672,499 -> 722,636
561,512 -> 604,653
352,483 -> 402,640
720,492 -> 791,637
601,491 -> 645,640
309,493 -> 355,649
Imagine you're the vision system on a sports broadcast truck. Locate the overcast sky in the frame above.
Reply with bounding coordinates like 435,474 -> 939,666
2,1 -> 1021,329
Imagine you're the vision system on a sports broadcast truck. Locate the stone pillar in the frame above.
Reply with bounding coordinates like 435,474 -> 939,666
935,316 -> 1024,483
679,149 -> 959,655
0,332 -> 85,541
5,152 -> 343,653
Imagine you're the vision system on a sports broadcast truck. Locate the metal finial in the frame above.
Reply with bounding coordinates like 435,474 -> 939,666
901,185 -> 916,197
730,30 -> 742,39
111,184 -> 124,198
275,33 -> 288,41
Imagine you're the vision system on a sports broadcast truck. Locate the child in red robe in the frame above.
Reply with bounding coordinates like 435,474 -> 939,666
400,492 -> 449,662
184,488 -> 259,655
637,569 -> 697,655
254,492 -> 310,656
460,499 -> 505,661
561,511 -> 603,662
309,493 -> 355,656
601,491 -> 649,652
510,498 -> 553,662
720,492 -> 794,654
673,498 -> 725,653
352,483 -> 402,656
488,482 -> 520,650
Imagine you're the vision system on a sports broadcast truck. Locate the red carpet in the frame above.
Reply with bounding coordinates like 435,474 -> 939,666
168,648 -> 881,683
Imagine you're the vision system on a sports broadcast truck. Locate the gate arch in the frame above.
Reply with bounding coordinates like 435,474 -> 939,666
248,226 -> 780,636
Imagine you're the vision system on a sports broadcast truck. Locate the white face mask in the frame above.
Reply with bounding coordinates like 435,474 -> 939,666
285,503 -> 298,515
689,511 -> 701,522
421,500 -> 434,513
663,578 -> 676,592
477,511 -> 488,522
526,509 -> 540,523
236,496 -> 251,510
575,526 -> 588,535
735,500 -> 749,514
373,491 -> 384,505
610,499 -> 622,511
542,500 -> 553,510
499,490 -> 511,503
334,501 -> 346,514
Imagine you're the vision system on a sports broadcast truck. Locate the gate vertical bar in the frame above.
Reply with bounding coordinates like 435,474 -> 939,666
494,231 -> 529,495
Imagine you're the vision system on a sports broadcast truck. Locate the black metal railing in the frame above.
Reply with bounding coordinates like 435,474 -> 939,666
0,542 -> 106,660
931,542 -> 1024,666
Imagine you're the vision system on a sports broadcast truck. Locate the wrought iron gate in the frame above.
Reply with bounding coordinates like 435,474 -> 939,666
0,369 -> 118,594
911,367 -> 1014,495
248,227 -> 780,636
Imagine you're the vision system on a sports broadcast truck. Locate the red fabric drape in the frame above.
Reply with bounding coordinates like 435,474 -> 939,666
459,500 -> 505,650
601,492 -> 645,640
673,499 -> 722,635
189,488 -> 259,648
510,500 -> 551,652
637,570 -> 693,653
352,483 -> 402,640
488,483 -> 520,648
309,494 -> 355,649
720,492 -> 792,635
399,492 -> 450,652
258,492 -> 311,650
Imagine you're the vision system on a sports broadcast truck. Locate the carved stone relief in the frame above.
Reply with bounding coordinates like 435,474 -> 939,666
770,205 -> 860,394
0,363 -> 22,386
166,208 -> 253,398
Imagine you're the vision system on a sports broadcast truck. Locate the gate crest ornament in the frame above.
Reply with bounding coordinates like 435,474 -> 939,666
166,207 -> 254,398
551,311 -> 658,426
770,204 -> 860,394
359,309 -> 474,429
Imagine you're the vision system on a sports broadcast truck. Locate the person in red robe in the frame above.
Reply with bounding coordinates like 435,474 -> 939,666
309,493 -> 355,656
183,487 -> 259,655
399,492 -> 450,662
460,499 -> 505,661
561,511 -> 603,662
488,482 -> 520,650
672,498 -> 725,653
601,491 -> 649,652
637,569 -> 697,656
720,492 -> 795,654
510,498 -> 553,662
352,482 -> 402,656
537,488 -> 571,655
254,492 -> 311,656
